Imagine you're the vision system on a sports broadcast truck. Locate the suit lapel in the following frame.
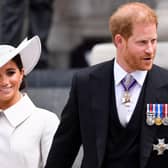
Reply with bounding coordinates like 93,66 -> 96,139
140,73 -> 157,168
140,65 -> 168,168
90,60 -> 114,168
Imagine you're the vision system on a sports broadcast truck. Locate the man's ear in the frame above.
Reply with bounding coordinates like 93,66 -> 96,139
114,34 -> 126,49
114,34 -> 123,46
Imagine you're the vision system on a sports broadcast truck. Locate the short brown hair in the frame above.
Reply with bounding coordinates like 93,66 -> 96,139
109,2 -> 158,41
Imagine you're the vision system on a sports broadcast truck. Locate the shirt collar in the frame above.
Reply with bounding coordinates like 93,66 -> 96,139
114,59 -> 147,86
3,93 -> 35,128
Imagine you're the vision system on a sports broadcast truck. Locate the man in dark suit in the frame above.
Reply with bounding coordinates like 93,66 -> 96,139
45,2 -> 168,168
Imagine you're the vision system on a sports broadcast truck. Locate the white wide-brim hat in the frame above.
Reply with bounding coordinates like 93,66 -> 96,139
0,35 -> 41,75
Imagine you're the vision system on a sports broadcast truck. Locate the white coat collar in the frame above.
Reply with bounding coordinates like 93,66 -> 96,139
3,93 -> 35,127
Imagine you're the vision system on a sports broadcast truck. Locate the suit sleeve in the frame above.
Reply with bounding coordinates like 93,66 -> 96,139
45,73 -> 82,168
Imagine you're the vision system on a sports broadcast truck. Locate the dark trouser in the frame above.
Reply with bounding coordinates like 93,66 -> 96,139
0,0 -> 53,65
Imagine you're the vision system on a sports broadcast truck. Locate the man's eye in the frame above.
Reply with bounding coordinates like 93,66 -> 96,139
151,39 -> 157,44
140,41 -> 146,44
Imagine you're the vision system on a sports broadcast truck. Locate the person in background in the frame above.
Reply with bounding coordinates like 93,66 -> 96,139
0,36 -> 59,168
0,0 -> 54,68
45,2 -> 168,168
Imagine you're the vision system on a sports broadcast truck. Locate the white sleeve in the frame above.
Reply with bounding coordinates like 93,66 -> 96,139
40,111 -> 60,167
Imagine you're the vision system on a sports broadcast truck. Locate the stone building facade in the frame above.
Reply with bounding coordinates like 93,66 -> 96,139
48,0 -> 167,68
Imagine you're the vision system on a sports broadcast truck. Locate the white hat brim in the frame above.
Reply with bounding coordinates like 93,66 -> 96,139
0,36 -> 41,75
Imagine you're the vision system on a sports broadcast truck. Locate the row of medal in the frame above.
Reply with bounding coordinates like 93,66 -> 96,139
146,104 -> 168,126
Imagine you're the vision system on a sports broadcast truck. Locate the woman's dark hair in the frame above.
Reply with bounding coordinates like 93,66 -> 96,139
12,54 -> 26,90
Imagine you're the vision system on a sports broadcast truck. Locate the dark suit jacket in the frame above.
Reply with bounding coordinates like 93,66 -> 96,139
45,60 -> 168,168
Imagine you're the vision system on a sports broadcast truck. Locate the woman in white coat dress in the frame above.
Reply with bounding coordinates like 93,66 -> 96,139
0,36 -> 59,168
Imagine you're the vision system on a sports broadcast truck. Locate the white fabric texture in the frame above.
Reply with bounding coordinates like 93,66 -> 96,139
0,93 -> 59,168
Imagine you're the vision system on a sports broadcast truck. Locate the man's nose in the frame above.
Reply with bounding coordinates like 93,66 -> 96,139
145,43 -> 154,54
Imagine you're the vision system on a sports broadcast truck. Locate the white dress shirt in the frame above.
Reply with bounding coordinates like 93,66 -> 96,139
114,60 -> 147,127
0,93 -> 59,168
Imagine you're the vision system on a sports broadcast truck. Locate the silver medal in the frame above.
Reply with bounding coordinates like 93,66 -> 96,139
163,104 -> 168,126
146,113 -> 155,126
146,104 -> 155,126
162,117 -> 168,126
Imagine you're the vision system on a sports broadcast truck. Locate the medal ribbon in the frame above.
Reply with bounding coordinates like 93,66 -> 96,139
147,104 -> 150,113
163,104 -> 168,118
152,104 -> 155,115
150,104 -> 153,113
155,104 -> 163,118
147,104 -> 153,114
146,104 -> 155,126
121,74 -> 136,92
160,104 -> 163,118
